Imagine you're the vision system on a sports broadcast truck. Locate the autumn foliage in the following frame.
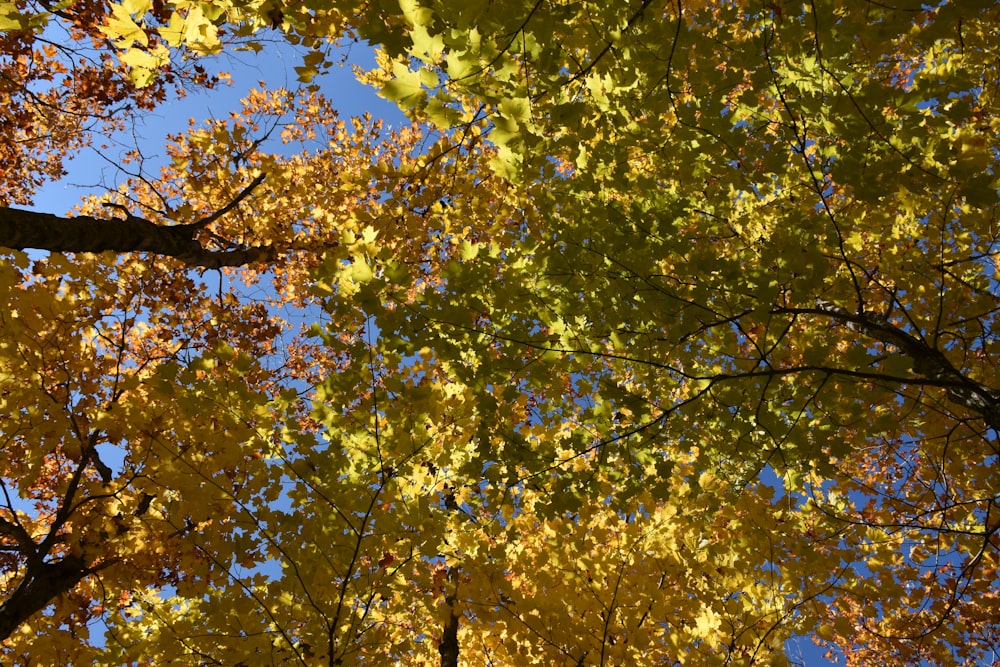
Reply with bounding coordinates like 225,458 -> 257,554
1,1 -> 1000,665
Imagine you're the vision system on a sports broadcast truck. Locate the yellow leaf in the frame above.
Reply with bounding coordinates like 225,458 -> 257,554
104,3 -> 148,47
119,45 -> 168,86
160,11 -> 186,47
120,0 -> 152,14
351,260 -> 374,283
182,4 -> 221,53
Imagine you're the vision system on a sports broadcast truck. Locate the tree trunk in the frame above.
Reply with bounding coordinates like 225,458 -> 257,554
438,566 -> 460,667
0,556 -> 90,641
0,207 -> 273,268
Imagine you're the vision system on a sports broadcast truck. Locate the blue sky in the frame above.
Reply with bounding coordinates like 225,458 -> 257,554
30,41 -> 408,217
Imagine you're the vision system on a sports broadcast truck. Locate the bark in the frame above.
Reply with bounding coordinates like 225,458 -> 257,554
0,556 -> 90,641
0,207 -> 274,268
0,172 -> 274,268
438,566 -> 460,667
438,606 -> 460,667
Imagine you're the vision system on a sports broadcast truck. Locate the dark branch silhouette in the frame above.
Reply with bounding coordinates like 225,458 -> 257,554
0,173 -> 272,268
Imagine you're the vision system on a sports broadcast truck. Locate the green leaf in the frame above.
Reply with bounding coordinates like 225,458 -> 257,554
381,62 -> 427,106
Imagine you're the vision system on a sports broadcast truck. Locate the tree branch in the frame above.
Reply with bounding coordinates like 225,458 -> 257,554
180,171 -> 268,232
779,303 -> 1000,431
0,173 -> 274,268
0,555 -> 92,641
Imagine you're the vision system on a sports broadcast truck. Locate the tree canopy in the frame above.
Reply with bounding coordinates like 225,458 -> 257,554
1,0 -> 999,664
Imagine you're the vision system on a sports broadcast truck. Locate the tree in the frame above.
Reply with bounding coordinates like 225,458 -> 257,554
1,0 -> 999,665
0,0 -> 229,208
364,0 -> 1000,663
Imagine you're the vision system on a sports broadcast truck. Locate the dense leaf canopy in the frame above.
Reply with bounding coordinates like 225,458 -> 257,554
1,0 -> 999,665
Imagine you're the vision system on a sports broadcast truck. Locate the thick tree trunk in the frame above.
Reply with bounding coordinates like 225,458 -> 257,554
438,606 -> 460,667
0,556 -> 90,641
438,566 -> 460,667
0,175 -> 272,268
0,206 -> 273,268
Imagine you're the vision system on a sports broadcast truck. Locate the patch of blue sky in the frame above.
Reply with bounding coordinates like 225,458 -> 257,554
31,40 -> 408,217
